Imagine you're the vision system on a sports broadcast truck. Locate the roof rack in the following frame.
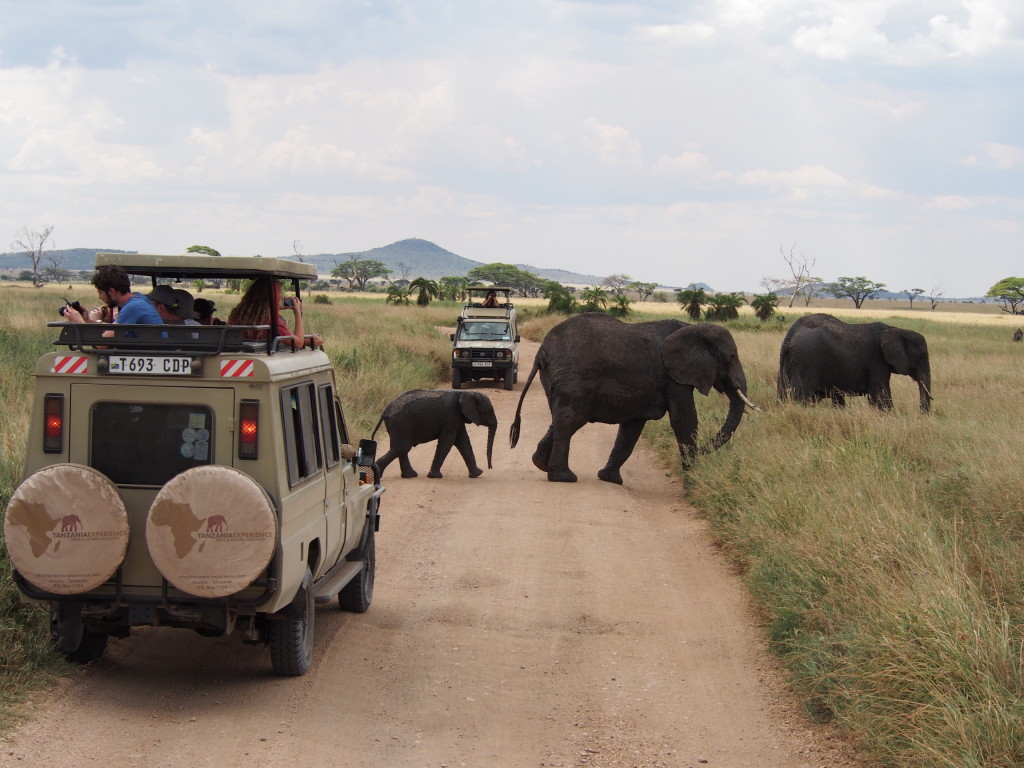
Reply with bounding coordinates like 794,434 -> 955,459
50,322 -> 273,355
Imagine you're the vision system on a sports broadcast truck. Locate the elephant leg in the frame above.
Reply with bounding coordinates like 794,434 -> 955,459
532,426 -> 554,472
545,416 -> 586,483
598,419 -> 645,485
376,450 -> 396,479
667,388 -> 699,471
868,386 -> 893,411
396,451 -> 418,478
829,390 -> 847,408
427,437 -> 454,479
377,449 -> 417,479
451,426 -> 483,478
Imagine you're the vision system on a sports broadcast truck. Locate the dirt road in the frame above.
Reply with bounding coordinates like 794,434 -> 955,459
2,339 -> 861,768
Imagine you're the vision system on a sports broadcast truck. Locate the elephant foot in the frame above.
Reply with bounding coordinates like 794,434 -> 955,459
547,468 -> 577,483
401,469 -> 419,479
597,467 -> 623,485
468,467 -> 484,478
427,470 -> 443,479
531,452 -> 550,472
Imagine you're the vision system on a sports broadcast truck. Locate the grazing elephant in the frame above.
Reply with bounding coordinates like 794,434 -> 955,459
372,390 -> 496,479
777,313 -> 932,412
509,313 -> 757,483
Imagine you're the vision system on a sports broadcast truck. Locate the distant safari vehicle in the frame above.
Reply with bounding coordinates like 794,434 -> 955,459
450,286 -> 520,391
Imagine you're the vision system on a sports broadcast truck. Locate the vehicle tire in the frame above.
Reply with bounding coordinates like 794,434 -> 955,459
268,566 -> 314,676
451,367 -> 462,389
503,368 -> 514,391
339,534 -> 375,613
64,628 -> 108,664
513,365 -> 519,385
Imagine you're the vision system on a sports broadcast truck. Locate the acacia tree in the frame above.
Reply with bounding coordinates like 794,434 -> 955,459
187,244 -> 221,257
827,276 -> 886,309
601,273 -> 632,296
676,287 -> 707,321
903,288 -> 925,308
628,281 -> 657,302
986,277 -> 1024,315
331,255 -> 391,291
12,224 -> 55,287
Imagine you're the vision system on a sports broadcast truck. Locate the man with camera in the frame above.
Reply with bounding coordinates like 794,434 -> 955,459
61,264 -> 163,334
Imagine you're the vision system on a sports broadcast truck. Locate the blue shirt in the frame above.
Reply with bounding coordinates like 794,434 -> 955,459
116,293 -> 163,325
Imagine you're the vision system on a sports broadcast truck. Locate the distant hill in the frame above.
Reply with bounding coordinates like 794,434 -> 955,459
309,238 -> 605,285
0,248 -> 136,272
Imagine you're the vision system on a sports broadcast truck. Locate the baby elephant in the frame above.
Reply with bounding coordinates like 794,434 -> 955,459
372,390 -> 496,479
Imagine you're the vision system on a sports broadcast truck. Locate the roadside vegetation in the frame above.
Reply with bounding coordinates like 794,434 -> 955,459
1,284 -> 1021,767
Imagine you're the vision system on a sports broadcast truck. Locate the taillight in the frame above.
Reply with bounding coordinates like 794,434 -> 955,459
43,395 -> 64,454
238,400 -> 259,460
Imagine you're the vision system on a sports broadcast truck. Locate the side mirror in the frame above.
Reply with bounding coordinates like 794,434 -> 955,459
514,335 -> 521,342
355,439 -> 377,466
450,333 -> 455,341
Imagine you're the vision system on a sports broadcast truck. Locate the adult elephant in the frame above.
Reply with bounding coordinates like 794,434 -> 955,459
509,313 -> 757,483
777,313 -> 932,412
372,389 -> 496,479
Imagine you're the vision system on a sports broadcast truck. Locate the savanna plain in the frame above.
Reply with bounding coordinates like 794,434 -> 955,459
0,284 -> 1022,767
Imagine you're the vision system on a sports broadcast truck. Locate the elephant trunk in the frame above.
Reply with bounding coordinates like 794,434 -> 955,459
700,389 -> 748,457
486,423 -> 495,469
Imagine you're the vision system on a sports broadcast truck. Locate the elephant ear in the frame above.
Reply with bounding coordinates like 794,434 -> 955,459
880,328 -> 912,375
459,392 -> 484,424
663,326 -> 717,396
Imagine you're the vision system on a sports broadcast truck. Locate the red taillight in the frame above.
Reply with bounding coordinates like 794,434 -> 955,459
238,400 -> 259,460
43,394 -> 64,454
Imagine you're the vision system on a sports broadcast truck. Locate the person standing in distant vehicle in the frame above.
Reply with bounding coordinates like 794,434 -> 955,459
61,264 -> 163,336
482,290 -> 499,308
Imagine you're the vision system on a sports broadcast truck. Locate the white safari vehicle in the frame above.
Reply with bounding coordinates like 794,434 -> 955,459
2,253 -> 383,676
450,286 -> 520,391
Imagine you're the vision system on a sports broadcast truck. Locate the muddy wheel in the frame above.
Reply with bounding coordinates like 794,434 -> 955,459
269,566 -> 314,676
339,534 -> 375,613
503,368 -> 514,391
451,367 -> 462,389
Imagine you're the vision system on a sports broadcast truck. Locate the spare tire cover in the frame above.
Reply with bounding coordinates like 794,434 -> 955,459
146,466 -> 277,598
3,464 -> 129,595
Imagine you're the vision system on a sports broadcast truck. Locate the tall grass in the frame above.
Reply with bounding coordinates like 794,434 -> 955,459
644,315 -> 1024,767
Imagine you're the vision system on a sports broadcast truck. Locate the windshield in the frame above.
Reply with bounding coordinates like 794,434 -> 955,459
459,322 -> 512,341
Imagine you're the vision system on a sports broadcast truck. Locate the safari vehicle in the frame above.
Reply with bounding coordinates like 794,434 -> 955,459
2,253 -> 383,677
450,286 -> 519,391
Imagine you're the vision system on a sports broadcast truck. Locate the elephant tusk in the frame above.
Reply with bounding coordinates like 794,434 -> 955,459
737,389 -> 762,412
920,382 -> 934,400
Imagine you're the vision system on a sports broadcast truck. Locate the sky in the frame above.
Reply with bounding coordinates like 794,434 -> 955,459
1,1 -> 1022,297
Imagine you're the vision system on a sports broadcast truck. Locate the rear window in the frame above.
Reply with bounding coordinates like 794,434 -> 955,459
91,403 -> 213,485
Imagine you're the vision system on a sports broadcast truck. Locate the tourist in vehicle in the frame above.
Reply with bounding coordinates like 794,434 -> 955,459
61,264 -> 163,334
148,285 -> 199,325
193,298 -> 224,325
227,277 -> 323,348
482,290 -> 499,308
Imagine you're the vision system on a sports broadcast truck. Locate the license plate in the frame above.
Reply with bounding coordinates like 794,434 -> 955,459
107,356 -> 195,375
471,361 -> 492,367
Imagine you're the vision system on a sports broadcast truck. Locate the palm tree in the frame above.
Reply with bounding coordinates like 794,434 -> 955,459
409,277 -> 439,307
609,293 -> 632,318
385,285 -> 412,305
543,281 -> 577,314
751,292 -> 780,322
704,292 -> 746,321
438,276 -> 469,302
677,287 -> 707,321
580,286 -> 608,312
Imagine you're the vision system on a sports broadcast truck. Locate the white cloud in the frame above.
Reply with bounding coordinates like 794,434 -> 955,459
961,142 -> 1024,169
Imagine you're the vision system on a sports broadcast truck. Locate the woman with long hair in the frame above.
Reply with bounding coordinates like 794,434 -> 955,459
228,277 -> 323,348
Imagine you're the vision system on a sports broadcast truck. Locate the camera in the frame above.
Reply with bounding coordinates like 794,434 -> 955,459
282,297 -> 295,308
59,299 -> 86,318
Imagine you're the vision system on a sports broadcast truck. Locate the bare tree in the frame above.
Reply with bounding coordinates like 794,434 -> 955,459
761,243 -> 820,308
927,284 -> 944,311
42,252 -> 69,283
12,224 -> 55,287
292,240 -> 305,263
396,262 -> 413,283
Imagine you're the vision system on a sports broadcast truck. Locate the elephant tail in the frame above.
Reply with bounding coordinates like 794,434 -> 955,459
509,360 -> 541,449
370,413 -> 386,440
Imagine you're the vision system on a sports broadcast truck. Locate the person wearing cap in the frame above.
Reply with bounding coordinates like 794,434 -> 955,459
61,264 -> 163,336
148,285 -> 198,325
193,298 -> 224,325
